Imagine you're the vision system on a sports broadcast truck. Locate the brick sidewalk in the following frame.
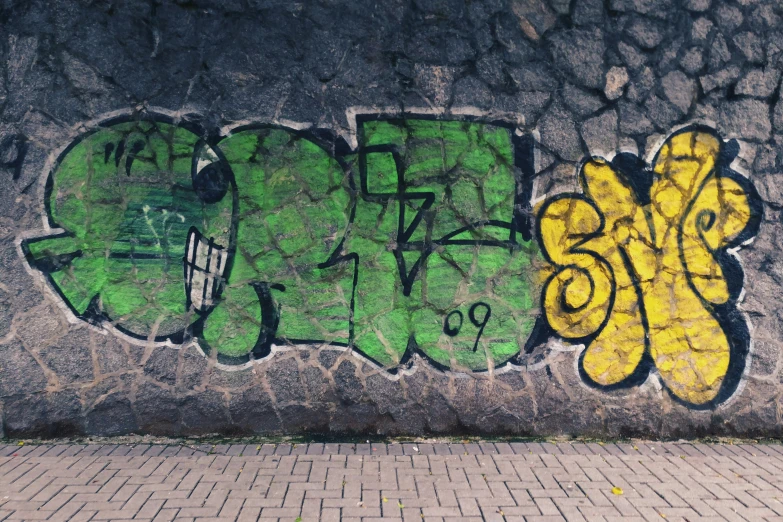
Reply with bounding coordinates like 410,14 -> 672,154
2,442 -> 783,522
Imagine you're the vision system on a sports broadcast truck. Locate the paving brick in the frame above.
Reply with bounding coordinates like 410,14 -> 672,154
142,446 -> 165,457
151,508 -> 178,522
4,442 -> 783,521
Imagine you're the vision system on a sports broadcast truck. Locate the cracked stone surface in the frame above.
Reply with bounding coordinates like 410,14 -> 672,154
0,0 -> 782,438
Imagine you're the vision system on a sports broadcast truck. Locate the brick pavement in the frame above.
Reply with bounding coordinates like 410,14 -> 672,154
2,441 -> 783,521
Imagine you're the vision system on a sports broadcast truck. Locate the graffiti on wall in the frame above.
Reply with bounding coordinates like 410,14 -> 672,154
21,113 -> 541,374
19,112 -> 761,407
537,127 -> 762,408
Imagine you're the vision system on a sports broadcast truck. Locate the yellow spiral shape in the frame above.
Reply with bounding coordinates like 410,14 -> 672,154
538,129 -> 756,405
539,197 -> 613,339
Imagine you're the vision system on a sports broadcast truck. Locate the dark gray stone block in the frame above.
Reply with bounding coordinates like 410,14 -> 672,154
618,100 -> 655,135
3,393 -> 48,436
95,338 -> 131,375
660,70 -> 696,113
547,28 -> 606,89
143,347 -> 178,386
134,382 -> 181,435
267,357 -> 306,404
334,360 -> 364,405
228,387 -> 281,434
645,95 -> 682,130
178,346 -> 209,391
85,393 -> 138,436
561,83 -> 605,117
537,103 -> 584,161
719,99 -> 772,142
572,0 -> 604,26
735,68 -> 780,98
714,4 -> 744,34
39,339 -> 93,385
680,47 -> 705,75
0,342 -> 47,398
581,109 -> 619,155
733,32 -> 765,64
181,391 -> 230,435
625,16 -> 666,50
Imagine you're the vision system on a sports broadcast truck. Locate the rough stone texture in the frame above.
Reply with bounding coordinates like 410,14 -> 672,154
701,65 -> 741,93
660,70 -> 696,114
605,66 -> 629,100
0,0 -> 782,438
581,109 -> 619,155
547,28 -> 606,89
719,99 -> 772,141
735,67 -> 781,98
537,102 -> 584,161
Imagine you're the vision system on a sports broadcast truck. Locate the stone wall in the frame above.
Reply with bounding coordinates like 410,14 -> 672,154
0,0 -> 782,438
